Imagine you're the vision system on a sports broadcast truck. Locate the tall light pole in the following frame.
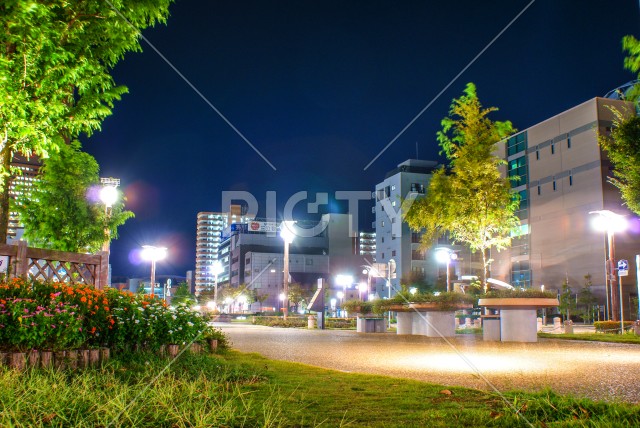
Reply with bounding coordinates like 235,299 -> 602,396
99,178 -> 119,286
435,248 -> 458,292
590,210 -> 627,322
280,221 -> 295,320
141,245 -> 167,299
211,260 -> 223,310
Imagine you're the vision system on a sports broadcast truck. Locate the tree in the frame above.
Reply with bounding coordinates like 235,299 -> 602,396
0,0 -> 173,241
622,35 -> 640,102
405,83 -> 520,289
578,274 -> 599,323
597,35 -> 640,215
598,107 -> 640,215
171,282 -> 196,306
558,277 -> 576,321
14,141 -> 133,252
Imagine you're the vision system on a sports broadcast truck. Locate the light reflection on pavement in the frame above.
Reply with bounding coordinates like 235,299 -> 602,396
216,323 -> 640,403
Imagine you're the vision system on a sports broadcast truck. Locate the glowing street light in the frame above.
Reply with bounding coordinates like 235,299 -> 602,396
141,245 -> 167,298
435,248 -> 458,292
280,221 -> 296,320
211,260 -> 224,310
590,210 -> 628,323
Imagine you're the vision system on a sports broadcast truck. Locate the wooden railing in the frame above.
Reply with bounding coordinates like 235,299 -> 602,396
0,241 -> 108,288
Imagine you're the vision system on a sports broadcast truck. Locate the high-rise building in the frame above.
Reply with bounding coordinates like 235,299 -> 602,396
357,231 -> 376,259
374,159 -> 442,295
492,96 -> 637,318
195,205 -> 251,295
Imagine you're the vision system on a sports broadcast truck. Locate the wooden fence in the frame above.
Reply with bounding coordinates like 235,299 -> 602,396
0,241 -> 108,288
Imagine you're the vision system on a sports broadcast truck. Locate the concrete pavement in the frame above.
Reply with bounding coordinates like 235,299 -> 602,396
216,323 -> 640,403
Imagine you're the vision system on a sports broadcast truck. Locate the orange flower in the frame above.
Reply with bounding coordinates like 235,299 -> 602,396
104,306 -> 109,311
102,299 -> 108,305
80,296 -> 87,302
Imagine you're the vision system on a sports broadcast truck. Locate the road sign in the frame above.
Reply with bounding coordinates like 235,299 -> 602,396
618,259 -> 629,276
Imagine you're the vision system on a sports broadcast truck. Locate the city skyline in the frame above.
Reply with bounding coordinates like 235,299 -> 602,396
83,0 -> 639,277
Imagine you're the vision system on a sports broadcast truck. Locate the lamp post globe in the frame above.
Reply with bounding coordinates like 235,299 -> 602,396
141,245 -> 168,298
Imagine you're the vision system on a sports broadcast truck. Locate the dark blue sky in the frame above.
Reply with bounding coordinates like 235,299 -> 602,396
84,0 -> 639,278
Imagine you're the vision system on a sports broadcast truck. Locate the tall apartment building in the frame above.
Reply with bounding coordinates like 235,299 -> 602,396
357,232 -> 376,259
492,96 -> 638,318
374,159 -> 442,295
195,205 -> 251,295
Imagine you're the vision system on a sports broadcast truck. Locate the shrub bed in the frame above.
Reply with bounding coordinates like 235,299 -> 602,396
593,321 -> 635,334
0,278 -> 228,353
251,316 -> 307,328
326,317 -> 356,329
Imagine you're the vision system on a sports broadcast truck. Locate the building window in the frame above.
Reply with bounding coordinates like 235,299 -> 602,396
381,236 -> 384,243
392,250 -> 396,257
381,220 -> 385,227
551,144 -> 555,155
553,181 -> 557,191
391,185 -> 396,191
537,186 -> 541,195
506,132 -> 527,156
392,235 -> 396,240
306,259 -> 313,266
508,156 -> 527,186
535,151 -> 539,160
567,137 -> 571,149
381,252 -> 385,260
391,217 -> 396,223
569,175 -> 573,186
392,200 -> 396,207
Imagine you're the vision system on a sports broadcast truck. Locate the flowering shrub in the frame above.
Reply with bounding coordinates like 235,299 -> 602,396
0,278 -> 219,353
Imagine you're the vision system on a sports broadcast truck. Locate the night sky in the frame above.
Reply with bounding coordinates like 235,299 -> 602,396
83,0 -> 639,279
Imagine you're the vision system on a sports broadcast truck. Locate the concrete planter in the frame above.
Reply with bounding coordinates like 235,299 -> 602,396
478,298 -> 559,343
395,303 -> 472,337
356,316 -> 385,333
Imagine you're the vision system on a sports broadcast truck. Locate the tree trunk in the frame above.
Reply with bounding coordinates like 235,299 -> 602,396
481,248 -> 488,292
0,144 -> 13,243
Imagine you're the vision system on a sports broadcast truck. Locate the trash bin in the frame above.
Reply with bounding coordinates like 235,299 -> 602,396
307,315 -> 316,329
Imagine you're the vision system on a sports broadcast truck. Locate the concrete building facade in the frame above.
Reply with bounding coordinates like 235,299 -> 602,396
492,97 -> 639,319
374,159 -> 441,295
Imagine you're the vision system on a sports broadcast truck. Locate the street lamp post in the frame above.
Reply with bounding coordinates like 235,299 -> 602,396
141,245 -> 167,299
99,178 -> 119,287
211,260 -> 223,310
590,210 -> 627,322
280,221 -> 296,320
435,248 -> 458,292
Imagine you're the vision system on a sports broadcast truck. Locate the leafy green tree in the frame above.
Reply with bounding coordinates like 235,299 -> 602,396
598,108 -> 640,215
171,282 -> 196,306
0,0 -> 173,241
578,274 -> 599,323
405,83 -> 520,289
14,141 -> 133,252
622,35 -> 640,102
558,278 -> 576,321
597,35 -> 640,215
287,283 -> 307,312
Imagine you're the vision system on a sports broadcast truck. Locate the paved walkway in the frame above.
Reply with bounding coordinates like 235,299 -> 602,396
216,323 -> 640,403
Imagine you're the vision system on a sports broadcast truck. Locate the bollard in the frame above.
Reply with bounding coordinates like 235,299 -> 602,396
564,320 -> 574,334
553,317 -> 562,330
308,315 -> 316,329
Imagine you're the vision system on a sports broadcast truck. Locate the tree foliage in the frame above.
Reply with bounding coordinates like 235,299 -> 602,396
598,36 -> 640,215
14,141 -> 133,252
405,83 -> 520,288
0,0 -> 173,240
171,282 -> 196,306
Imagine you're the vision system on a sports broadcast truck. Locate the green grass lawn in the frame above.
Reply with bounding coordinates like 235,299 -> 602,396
538,332 -> 640,344
1,350 -> 639,427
